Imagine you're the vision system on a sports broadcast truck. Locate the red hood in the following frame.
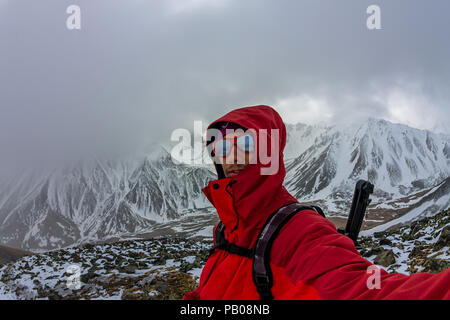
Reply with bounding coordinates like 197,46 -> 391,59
202,105 -> 298,249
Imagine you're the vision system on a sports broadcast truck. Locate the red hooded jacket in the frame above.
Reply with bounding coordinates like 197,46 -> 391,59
183,105 -> 450,300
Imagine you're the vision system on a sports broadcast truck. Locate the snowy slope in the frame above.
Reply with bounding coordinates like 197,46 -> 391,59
0,208 -> 447,300
360,177 -> 450,235
0,237 -> 212,300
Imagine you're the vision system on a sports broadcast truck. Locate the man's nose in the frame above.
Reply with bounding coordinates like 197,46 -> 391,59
225,144 -> 237,164
225,143 -> 245,164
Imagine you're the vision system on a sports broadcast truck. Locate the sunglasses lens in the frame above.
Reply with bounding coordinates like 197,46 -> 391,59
214,140 -> 231,157
236,135 -> 255,152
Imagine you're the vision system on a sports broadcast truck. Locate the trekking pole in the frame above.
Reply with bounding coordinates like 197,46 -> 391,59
338,179 -> 374,249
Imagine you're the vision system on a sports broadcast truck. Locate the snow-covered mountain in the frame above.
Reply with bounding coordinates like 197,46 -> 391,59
0,145 -> 215,250
284,118 -> 450,225
285,118 -> 449,198
0,118 -> 449,250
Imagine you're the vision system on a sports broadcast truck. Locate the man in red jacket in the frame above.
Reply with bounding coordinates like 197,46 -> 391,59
183,105 -> 450,300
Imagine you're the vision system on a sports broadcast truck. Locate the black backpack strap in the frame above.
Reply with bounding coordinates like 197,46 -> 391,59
209,222 -> 254,258
252,202 -> 322,301
208,222 -> 223,256
311,205 -> 326,218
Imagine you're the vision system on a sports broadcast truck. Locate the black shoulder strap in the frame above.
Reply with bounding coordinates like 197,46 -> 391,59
252,202 -> 323,300
209,222 -> 254,258
311,205 -> 326,218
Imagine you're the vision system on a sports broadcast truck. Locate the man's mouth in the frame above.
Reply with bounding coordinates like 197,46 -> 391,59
228,169 -> 242,177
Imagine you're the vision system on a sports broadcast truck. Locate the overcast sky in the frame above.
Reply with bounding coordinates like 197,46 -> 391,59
1,0 -> 449,175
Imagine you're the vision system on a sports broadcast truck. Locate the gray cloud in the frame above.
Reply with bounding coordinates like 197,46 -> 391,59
1,0 -> 449,175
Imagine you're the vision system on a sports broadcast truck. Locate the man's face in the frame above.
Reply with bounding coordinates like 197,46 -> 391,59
219,131 -> 254,178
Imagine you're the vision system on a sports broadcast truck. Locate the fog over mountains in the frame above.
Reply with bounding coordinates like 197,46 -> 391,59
0,118 -> 449,250
0,147 -> 215,250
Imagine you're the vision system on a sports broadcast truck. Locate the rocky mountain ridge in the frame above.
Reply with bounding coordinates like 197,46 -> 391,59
0,117 -> 449,250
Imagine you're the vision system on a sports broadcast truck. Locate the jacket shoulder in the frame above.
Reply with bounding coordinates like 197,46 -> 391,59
269,209 -> 352,265
282,208 -> 337,240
